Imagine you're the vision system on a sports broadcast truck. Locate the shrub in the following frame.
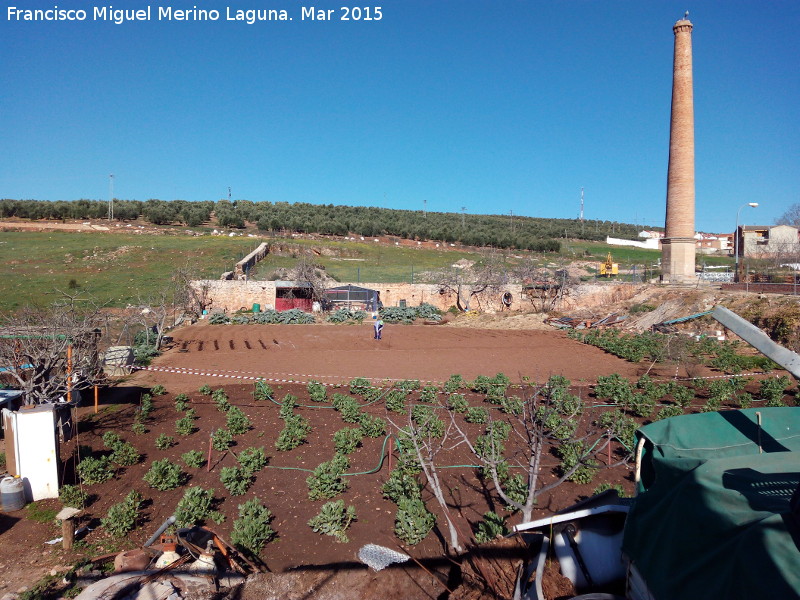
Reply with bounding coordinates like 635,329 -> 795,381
592,483 -> 627,497
174,394 -> 190,412
155,434 -> 175,450
447,393 -> 469,413
465,406 -> 489,424
398,379 -> 421,392
500,395 -> 523,415
144,459 -> 184,490
419,386 -> 438,403
110,442 -> 141,467
131,422 -> 146,435
385,390 -> 407,414
220,466 -> 253,496
332,394 -> 362,423
175,487 -> 221,527
275,415 -> 311,451
596,410 -> 638,452
629,393 -> 656,418
307,453 -> 350,500
333,428 -> 363,455
101,490 -> 143,537
656,405 -> 684,420
214,393 -> 231,413
760,376 -> 790,407
327,308 -> 367,324
253,380 -> 273,401
199,384 -> 213,395
150,384 -> 167,396
594,374 -> 634,407
411,405 -> 445,438
358,414 -> 386,438
307,380 -> 327,402
76,456 -> 114,485
474,511 -> 508,543
394,497 -> 436,545
182,450 -> 205,469
308,500 -> 357,543
349,377 -> 372,396
176,415 -> 196,436
231,498 -> 276,557
209,312 -> 230,324
226,406 -> 252,435
382,468 -> 421,504
238,446 -> 268,474
558,441 -> 597,484
443,374 -> 466,394
102,432 -> 123,449
59,485 -> 88,509
279,394 -> 299,419
668,382 -> 695,408
139,394 -> 154,420
212,428 -> 234,451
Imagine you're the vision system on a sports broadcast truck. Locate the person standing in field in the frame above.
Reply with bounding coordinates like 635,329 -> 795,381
373,315 -> 384,340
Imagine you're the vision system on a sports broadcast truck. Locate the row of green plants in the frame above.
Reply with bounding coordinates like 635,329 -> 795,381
569,328 -> 778,374
68,372 -> 673,556
209,308 -> 315,325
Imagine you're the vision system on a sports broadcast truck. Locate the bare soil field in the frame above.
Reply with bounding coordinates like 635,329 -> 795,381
0,323 -> 658,598
0,317 -> 786,599
133,322 -> 649,391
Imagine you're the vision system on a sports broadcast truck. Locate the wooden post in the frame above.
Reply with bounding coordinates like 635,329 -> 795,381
56,507 -> 81,551
207,432 -> 214,472
94,385 -> 99,414
66,345 -> 73,404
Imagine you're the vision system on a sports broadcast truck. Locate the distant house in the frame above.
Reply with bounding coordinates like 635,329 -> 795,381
738,224 -> 800,259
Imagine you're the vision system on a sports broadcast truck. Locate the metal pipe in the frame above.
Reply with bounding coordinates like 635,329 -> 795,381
145,515 -> 176,547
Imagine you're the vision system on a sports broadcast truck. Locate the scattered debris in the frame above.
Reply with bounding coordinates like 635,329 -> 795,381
357,544 -> 410,571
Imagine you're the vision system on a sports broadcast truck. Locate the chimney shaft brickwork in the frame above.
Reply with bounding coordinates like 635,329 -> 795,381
662,18 -> 696,283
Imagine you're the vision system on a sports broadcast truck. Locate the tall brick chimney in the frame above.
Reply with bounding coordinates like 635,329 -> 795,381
661,16 -> 696,283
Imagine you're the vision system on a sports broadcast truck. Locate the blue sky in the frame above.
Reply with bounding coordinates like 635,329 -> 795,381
1,1 -> 798,233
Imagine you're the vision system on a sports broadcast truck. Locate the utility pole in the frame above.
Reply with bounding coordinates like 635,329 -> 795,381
108,174 -> 114,221
228,187 -> 232,201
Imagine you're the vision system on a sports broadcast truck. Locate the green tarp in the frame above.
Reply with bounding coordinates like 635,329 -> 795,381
622,408 -> 800,600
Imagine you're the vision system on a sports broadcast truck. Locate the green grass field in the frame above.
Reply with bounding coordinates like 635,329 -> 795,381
0,231 -> 260,310
0,230 -> 733,312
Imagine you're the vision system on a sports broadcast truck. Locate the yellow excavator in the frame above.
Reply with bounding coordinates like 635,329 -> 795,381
598,252 -> 619,276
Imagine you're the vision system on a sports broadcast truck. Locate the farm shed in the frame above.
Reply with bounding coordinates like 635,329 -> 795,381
274,281 -> 313,312
323,285 -> 381,311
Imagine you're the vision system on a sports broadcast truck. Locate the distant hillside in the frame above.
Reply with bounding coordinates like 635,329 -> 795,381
0,198 -> 655,250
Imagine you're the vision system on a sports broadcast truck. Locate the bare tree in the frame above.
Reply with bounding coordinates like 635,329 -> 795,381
513,258 -> 573,313
387,408 -> 466,553
776,203 -> 800,228
425,252 -> 509,312
450,379 -> 624,523
172,264 -> 213,317
0,303 -> 104,406
291,256 -> 331,304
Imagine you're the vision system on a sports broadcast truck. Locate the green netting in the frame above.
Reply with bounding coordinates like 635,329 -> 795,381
623,408 -> 800,600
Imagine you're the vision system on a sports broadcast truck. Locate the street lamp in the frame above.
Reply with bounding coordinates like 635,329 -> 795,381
734,202 -> 759,280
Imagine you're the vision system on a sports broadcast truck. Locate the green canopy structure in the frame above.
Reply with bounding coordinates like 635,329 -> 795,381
622,408 -> 800,600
